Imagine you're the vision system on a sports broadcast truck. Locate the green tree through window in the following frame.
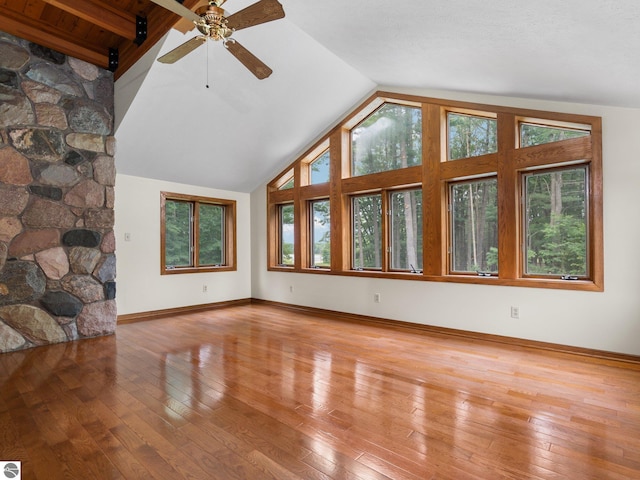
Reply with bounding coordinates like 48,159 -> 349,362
267,92 -> 602,291
521,123 -> 589,147
525,167 -> 588,276
450,179 -> 498,273
311,199 -> 330,267
198,203 -> 224,265
352,194 -> 382,269
161,192 -> 236,274
448,113 -> 497,160
390,189 -> 423,271
352,103 -> 422,176
165,200 -> 192,267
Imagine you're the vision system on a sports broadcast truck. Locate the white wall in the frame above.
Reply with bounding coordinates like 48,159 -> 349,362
115,174 -> 251,315
251,88 -> 640,356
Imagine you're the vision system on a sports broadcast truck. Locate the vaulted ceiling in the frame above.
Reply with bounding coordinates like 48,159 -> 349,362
3,1 -> 640,192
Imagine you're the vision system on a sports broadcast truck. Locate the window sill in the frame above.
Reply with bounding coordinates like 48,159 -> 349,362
162,266 -> 236,275
267,267 -> 603,291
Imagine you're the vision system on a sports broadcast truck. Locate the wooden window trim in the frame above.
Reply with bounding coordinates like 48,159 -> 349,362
266,91 -> 604,291
161,192 -> 236,275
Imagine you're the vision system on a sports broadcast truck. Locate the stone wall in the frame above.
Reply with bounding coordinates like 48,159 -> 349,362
0,33 -> 116,353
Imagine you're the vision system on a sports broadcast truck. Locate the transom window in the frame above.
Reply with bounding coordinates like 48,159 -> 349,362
447,112 -> 497,160
267,92 -> 603,291
310,150 -> 330,185
351,103 -> 422,176
279,177 -> 294,190
520,122 -> 590,148
161,192 -> 236,274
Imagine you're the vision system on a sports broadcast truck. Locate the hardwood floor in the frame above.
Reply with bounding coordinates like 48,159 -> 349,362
1,303 -> 639,479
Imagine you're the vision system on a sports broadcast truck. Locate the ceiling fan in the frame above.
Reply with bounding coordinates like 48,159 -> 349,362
150,0 -> 285,79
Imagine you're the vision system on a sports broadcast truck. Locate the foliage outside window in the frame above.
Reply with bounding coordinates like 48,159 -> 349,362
279,204 -> 295,266
450,179 -> 498,274
161,192 -> 236,274
390,189 -> 423,271
520,123 -> 589,148
198,203 -> 225,265
448,113 -> 497,160
524,167 -> 588,277
164,200 -> 192,267
311,200 -> 330,267
352,194 -> 382,270
351,103 -> 422,176
266,92 -> 603,291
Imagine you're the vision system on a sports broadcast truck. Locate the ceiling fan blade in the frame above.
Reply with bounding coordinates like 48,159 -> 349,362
149,0 -> 201,22
158,36 -> 207,63
224,40 -> 272,79
226,0 -> 285,32
174,0 -> 209,33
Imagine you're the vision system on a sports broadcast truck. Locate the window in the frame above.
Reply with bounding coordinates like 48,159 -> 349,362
390,189 -> 423,272
161,192 -> 236,274
198,203 -> 225,266
449,178 -> 498,274
310,199 -> 330,267
164,199 -> 192,267
350,188 -> 423,272
278,203 -> 295,266
267,92 -> 603,291
310,150 -> 330,185
524,166 -> 588,278
351,103 -> 422,176
279,177 -> 294,190
520,123 -> 589,148
447,112 -> 497,160
352,194 -> 382,269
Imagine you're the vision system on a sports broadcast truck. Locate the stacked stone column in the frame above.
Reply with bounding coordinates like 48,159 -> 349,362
0,33 -> 116,353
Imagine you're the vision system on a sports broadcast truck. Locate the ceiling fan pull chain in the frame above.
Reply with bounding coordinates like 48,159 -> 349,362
206,39 -> 210,89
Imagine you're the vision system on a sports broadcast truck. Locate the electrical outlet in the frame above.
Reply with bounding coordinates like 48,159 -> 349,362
202,285 -> 208,293
510,306 -> 519,319
374,293 -> 381,303
124,232 -> 131,242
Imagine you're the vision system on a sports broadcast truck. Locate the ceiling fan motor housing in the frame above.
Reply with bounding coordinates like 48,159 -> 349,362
196,4 -> 232,40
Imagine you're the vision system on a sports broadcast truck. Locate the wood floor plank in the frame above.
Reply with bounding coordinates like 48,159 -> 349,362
1,303 -> 639,479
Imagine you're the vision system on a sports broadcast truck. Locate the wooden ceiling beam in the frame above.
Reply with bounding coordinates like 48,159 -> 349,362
40,0 -> 137,40
0,6 -> 109,68
114,0 -> 203,78
0,0 -> 205,77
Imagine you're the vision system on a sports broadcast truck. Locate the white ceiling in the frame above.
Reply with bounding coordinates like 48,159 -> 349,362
114,0 -> 640,193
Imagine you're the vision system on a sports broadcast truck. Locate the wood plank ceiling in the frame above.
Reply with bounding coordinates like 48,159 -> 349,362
0,0 -> 203,78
